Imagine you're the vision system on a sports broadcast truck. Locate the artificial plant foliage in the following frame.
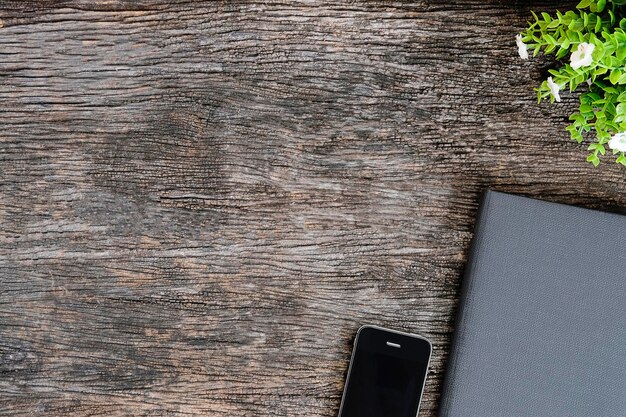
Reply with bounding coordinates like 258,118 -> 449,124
519,0 -> 626,166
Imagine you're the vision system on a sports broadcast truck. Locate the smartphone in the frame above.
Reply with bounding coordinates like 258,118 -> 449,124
337,325 -> 432,417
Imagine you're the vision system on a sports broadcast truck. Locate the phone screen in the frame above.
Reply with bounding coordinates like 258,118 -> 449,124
338,326 -> 431,417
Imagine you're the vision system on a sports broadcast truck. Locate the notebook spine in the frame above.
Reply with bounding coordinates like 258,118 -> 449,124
438,189 -> 493,417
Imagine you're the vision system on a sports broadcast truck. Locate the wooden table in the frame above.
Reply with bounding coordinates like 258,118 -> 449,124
2,0 -> 625,415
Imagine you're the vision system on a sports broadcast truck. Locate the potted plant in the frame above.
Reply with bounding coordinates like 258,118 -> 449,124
517,0 -> 626,166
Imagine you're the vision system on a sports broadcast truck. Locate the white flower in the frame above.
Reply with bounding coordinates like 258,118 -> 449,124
516,34 -> 529,60
570,42 -> 595,70
608,132 -> 626,153
547,77 -> 561,102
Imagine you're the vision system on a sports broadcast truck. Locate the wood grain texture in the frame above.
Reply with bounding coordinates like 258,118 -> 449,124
1,0 -> 625,415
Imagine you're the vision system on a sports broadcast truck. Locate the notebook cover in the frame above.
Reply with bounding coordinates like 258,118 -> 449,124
438,190 -> 626,417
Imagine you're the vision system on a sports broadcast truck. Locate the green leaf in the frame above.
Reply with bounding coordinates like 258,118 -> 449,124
571,129 -> 584,143
594,67 -> 608,76
576,0 -> 593,8
548,19 -> 561,29
580,104 -> 594,115
595,15 -> 603,32
587,153 -> 600,166
616,91 -> 626,102
615,30 -> 626,44
569,20 -> 585,31
589,144 -> 606,155
531,10 -> 539,22
596,129 -> 606,141
567,30 -> 580,42
610,69 -> 623,84
556,46 -> 569,59
610,9 -> 616,26
606,56 -> 622,68
589,143 -> 607,155
592,41 -> 605,59
544,34 -> 557,44
616,46 -> 626,62
562,38 -> 571,50
587,92 -> 603,102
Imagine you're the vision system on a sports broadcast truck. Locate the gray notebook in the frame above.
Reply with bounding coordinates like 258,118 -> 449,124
439,190 -> 626,417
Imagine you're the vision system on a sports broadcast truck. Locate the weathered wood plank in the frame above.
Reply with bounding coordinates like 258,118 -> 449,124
1,0 -> 624,415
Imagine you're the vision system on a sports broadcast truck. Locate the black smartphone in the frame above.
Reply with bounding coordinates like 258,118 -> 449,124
337,325 -> 432,417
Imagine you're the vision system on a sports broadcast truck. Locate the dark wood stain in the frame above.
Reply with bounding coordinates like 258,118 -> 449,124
0,0 -> 622,415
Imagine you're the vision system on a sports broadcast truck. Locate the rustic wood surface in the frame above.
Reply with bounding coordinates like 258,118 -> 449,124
2,0 -> 626,415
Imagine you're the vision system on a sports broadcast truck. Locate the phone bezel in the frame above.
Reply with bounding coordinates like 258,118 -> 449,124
337,325 -> 432,417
